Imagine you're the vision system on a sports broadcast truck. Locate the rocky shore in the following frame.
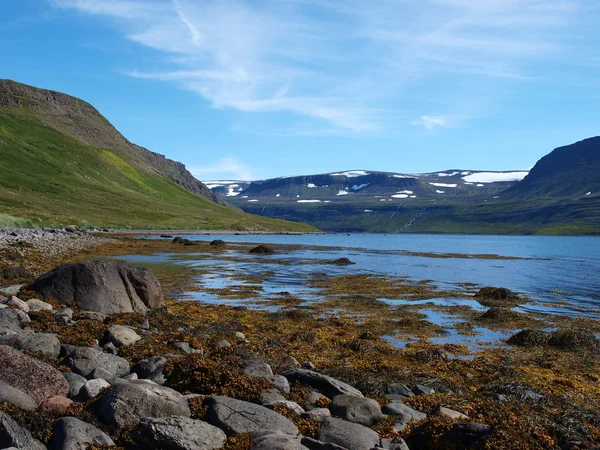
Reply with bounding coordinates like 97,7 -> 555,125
0,235 -> 599,449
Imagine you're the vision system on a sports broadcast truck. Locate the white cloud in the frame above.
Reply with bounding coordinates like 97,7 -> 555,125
189,157 -> 256,181
52,0 -> 595,133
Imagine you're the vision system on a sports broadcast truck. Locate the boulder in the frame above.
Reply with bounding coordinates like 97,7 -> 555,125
435,406 -> 469,420
130,416 -> 227,450
330,395 -> 383,426
55,308 -> 73,322
301,437 -> 347,449
0,345 -> 69,404
26,299 -> 53,312
0,411 -> 46,450
386,384 -> 414,398
258,388 -> 287,405
99,380 -> 191,428
0,380 -> 37,410
49,416 -> 115,450
251,431 -> 305,450
39,396 -> 73,416
444,422 -> 492,447
90,367 -> 115,384
204,396 -> 298,436
301,408 -> 331,421
61,372 -> 87,399
0,308 -> 22,334
267,375 -> 291,393
134,356 -> 167,385
82,379 -> 111,400
244,362 -> 273,377
65,346 -> 130,378
0,332 -> 61,358
29,260 -> 164,315
249,245 -> 274,255
7,297 -> 29,313
318,417 -> 379,450
411,384 -> 435,395
0,285 -> 23,296
281,369 -> 363,398
104,325 -> 142,347
264,400 -> 305,416
382,402 -> 426,431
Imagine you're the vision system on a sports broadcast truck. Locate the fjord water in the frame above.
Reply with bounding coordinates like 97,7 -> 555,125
159,233 -> 600,318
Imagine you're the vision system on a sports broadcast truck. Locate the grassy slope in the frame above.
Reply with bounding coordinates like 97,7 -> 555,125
0,109 -> 314,231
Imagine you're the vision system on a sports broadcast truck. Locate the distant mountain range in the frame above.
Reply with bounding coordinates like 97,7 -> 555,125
0,80 -> 314,232
207,137 -> 599,234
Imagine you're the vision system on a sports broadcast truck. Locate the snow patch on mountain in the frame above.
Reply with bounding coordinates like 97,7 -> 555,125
298,199 -> 321,203
436,190 -> 445,194
437,172 -> 460,177
307,183 -> 317,188
337,190 -> 349,196
331,171 -> 369,177
462,171 -> 528,183
392,194 -> 409,198
430,183 -> 457,188
396,190 -> 413,194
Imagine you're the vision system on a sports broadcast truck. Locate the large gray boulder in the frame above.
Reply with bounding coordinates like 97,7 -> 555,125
29,260 -> 164,315
65,346 -> 130,378
134,356 -> 167,385
0,380 -> 37,411
61,372 -> 87,399
0,309 -> 22,335
251,431 -> 307,450
204,396 -> 299,437
382,401 -> 426,431
281,370 -> 363,398
330,395 -> 382,426
104,325 -> 142,347
99,380 -> 191,428
49,416 -> 115,450
0,332 -> 61,358
318,417 -> 379,450
0,345 -> 69,405
0,411 -> 46,450
130,416 -> 227,450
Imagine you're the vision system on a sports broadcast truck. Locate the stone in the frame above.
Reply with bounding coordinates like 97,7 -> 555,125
172,341 -> 192,354
103,342 -> 118,355
267,375 -> 291,393
130,416 -> 227,450
82,378 -> 111,399
444,422 -> 492,447
10,308 -> 30,323
49,416 -> 115,450
301,437 -> 347,450
204,395 -> 298,436
0,309 -> 22,330
135,356 -> 167,385
77,311 -> 106,321
244,362 -> 274,377
258,388 -> 287,405
0,332 -> 61,358
382,402 -> 426,431
283,356 -> 300,369
382,437 -> 409,450
91,367 -> 115,383
65,346 -> 130,378
435,406 -> 469,420
307,391 -> 329,408
318,417 -> 379,450
251,431 -> 305,450
214,339 -> 231,349
411,384 -> 435,395
386,384 -> 414,398
104,325 -> 142,347
55,308 -> 73,322
302,361 -> 315,370
301,408 -> 331,421
123,372 -> 139,381
25,299 -> 53,311
0,380 -> 37,411
7,297 -> 29,313
264,400 -> 305,416
234,331 -> 246,340
29,260 -> 164,315
39,396 -> 73,416
0,285 -> 23,296
0,411 -> 46,450
61,372 -> 87,399
99,380 -> 191,428
330,394 -> 382,426
282,369 -> 364,398
0,345 -> 69,405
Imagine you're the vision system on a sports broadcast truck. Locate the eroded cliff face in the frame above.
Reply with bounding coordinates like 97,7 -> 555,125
0,79 -> 224,206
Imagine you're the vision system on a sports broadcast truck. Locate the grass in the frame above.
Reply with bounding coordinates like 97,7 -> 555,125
0,110 -> 315,232
0,213 -> 36,228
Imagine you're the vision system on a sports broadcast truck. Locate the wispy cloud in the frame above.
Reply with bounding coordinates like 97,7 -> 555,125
189,157 -> 257,181
52,0 -> 595,134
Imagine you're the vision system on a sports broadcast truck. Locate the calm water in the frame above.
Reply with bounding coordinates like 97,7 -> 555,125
134,233 -> 600,318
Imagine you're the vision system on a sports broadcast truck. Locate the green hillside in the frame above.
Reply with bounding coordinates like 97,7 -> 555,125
0,81 -> 314,231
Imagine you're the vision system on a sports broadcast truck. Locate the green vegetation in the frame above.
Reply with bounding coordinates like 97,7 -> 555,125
0,109 -> 314,231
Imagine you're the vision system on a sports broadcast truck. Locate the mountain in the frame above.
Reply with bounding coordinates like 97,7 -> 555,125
0,80 -> 314,231
206,139 -> 599,235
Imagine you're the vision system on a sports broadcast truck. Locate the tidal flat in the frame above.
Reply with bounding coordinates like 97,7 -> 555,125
1,232 -> 600,449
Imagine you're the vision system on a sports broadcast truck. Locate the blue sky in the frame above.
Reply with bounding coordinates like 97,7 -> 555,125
2,0 -> 599,180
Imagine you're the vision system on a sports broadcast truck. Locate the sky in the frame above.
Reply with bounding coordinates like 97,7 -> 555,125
1,0 -> 599,181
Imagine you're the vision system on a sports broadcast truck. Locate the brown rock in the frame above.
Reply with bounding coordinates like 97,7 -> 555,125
0,345 -> 69,405
39,395 -> 73,415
